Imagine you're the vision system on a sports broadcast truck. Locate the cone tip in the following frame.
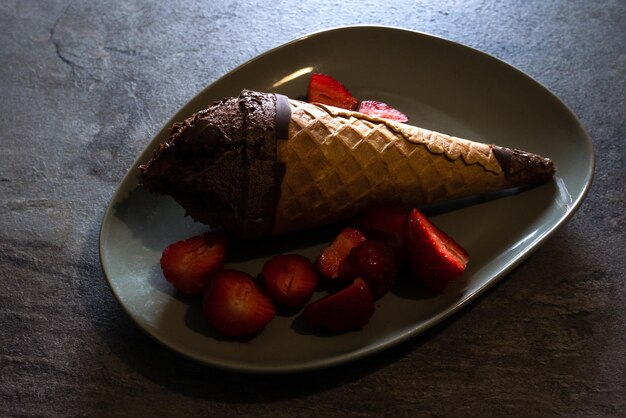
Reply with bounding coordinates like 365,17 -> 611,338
491,145 -> 555,186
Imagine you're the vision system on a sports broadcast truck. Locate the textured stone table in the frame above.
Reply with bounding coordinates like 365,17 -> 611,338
1,1 -> 624,416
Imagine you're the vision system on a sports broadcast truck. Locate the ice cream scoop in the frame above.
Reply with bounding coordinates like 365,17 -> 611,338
139,90 -> 555,238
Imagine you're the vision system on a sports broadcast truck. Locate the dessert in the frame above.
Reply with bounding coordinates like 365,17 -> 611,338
159,232 -> 227,295
261,254 -> 318,308
348,240 -> 398,300
405,208 -> 470,291
203,269 -> 276,337
314,226 -> 366,281
303,278 -> 375,332
354,203 -> 409,262
159,203 -> 469,337
357,100 -> 408,123
139,89 -> 554,239
307,73 -> 358,110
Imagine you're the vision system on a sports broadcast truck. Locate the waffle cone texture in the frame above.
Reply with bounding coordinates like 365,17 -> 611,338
274,100 -> 554,234
139,91 -> 554,238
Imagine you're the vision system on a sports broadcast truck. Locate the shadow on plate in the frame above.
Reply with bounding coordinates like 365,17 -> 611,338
111,186 -> 206,251
111,177 -> 559,257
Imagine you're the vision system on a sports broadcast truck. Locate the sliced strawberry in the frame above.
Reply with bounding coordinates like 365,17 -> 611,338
203,269 -> 276,337
405,209 -> 469,292
355,203 -> 409,262
314,226 -> 367,281
307,73 -> 358,110
262,254 -> 319,309
303,278 -> 375,332
348,240 -> 398,300
357,100 -> 408,123
160,232 -> 227,295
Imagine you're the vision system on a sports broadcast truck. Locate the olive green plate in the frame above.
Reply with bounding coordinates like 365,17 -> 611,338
99,26 -> 594,373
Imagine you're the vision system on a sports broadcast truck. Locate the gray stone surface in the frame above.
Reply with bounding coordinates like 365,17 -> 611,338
1,0 -> 624,416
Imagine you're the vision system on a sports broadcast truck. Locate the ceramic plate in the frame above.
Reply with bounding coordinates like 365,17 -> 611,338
99,26 -> 594,373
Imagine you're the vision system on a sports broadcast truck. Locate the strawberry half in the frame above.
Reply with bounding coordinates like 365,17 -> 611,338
357,100 -> 408,123
160,232 -> 227,295
405,209 -> 469,292
307,73 -> 358,110
203,269 -> 276,337
348,240 -> 398,300
303,278 -> 375,332
314,226 -> 367,281
262,254 -> 319,309
355,203 -> 409,263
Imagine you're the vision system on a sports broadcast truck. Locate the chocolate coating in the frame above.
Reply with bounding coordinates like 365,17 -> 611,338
491,144 -> 556,187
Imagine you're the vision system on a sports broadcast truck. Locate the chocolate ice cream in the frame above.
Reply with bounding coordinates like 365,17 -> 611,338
139,90 -> 290,238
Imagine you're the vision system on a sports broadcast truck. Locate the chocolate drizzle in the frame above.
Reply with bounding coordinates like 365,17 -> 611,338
138,90 -> 286,238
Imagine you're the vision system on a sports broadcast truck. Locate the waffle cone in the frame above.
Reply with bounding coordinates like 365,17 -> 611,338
139,91 -> 554,239
273,100 -> 552,234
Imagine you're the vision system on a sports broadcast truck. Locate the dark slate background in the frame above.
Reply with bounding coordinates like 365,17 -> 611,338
1,1 -> 624,416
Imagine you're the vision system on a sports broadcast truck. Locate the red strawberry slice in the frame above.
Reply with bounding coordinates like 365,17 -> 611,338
303,278 -> 375,332
307,73 -> 358,110
355,203 -> 409,262
314,226 -> 367,281
357,100 -> 408,123
203,269 -> 276,337
405,208 -> 469,292
160,232 -> 227,295
262,254 -> 319,309
348,240 -> 398,300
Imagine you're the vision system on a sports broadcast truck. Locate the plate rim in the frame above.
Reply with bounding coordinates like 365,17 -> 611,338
99,25 -> 595,373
